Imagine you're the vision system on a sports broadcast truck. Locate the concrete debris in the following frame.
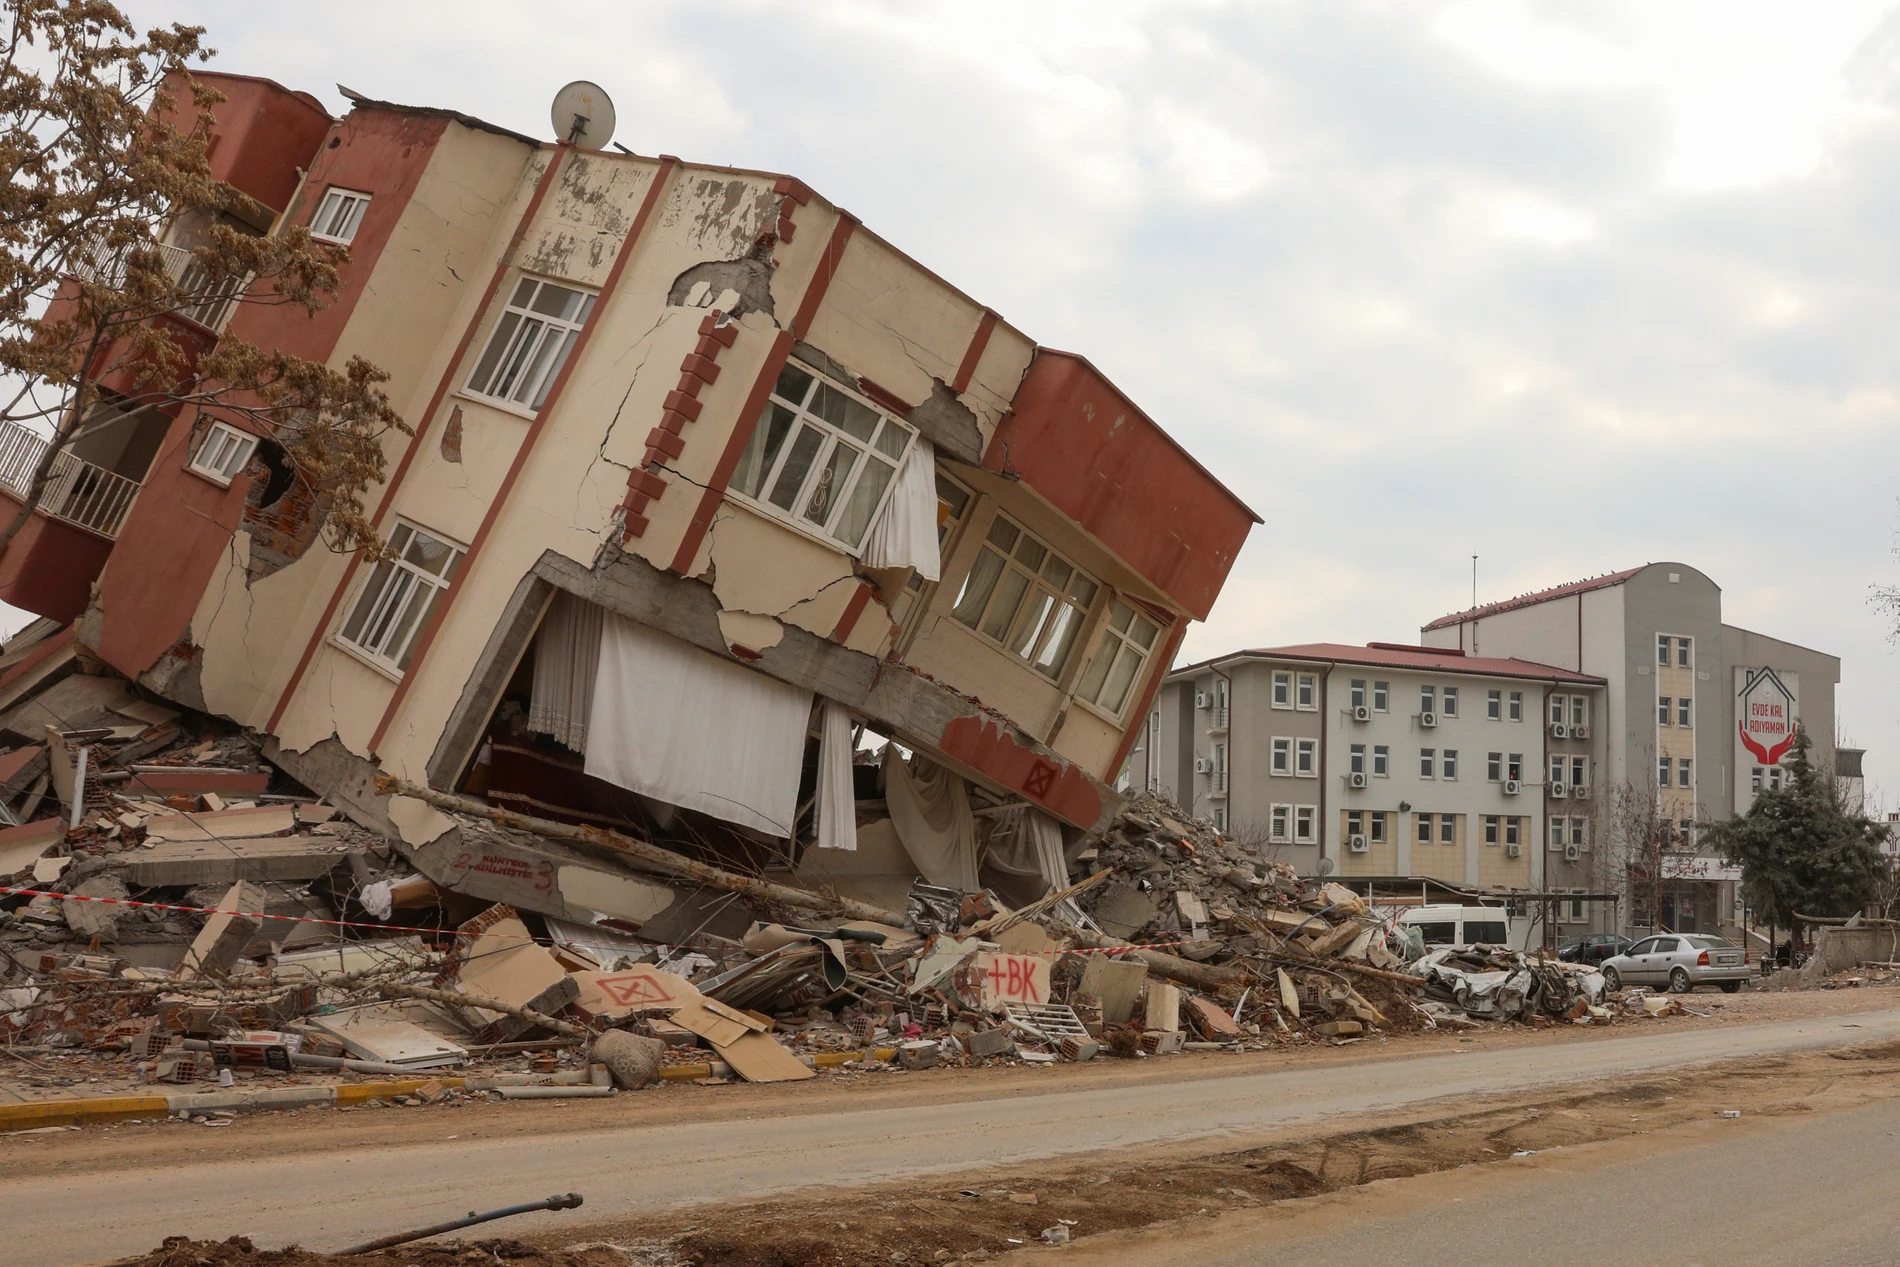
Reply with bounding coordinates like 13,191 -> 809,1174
0,667 -> 1699,1120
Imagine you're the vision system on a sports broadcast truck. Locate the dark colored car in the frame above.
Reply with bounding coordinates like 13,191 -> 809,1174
1557,932 -> 1633,965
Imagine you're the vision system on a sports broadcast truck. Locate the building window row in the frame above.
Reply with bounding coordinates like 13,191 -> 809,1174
1547,753 -> 1590,787
1658,694 -> 1693,727
1658,633 -> 1693,668
1485,752 -> 1526,782
1659,755 -> 1693,788
1751,765 -> 1784,793
1270,737 -> 1318,777
1418,747 -> 1458,779
1269,803 -> 1318,844
1480,815 -> 1524,846
1415,811 -> 1461,845
1485,689 -> 1526,721
1344,810 -> 1389,844
1272,671 -> 1320,710
1548,815 -> 1590,850
1548,693 -> 1590,727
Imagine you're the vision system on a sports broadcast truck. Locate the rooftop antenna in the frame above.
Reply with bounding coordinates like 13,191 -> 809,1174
550,80 -> 615,149
1471,554 -> 1478,609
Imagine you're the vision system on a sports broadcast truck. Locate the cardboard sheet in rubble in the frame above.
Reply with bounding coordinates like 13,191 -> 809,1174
670,996 -> 813,1083
569,964 -> 702,1023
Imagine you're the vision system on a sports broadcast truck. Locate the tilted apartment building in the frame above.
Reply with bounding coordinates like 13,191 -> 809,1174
1421,563 -> 1840,938
9,72 -> 1257,936
1142,645 -> 1607,930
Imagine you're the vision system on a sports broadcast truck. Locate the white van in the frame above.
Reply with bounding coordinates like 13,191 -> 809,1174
1397,904 -> 1527,950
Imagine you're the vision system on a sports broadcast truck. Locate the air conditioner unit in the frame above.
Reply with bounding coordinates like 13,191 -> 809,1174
1194,757 -> 1211,773
1550,781 -> 1568,799
1563,842 -> 1582,862
1419,711 -> 1438,728
1195,692 -> 1210,709
1352,705 -> 1372,723
1503,779 -> 1521,795
1572,724 -> 1591,740
1574,784 -> 1592,800
1348,834 -> 1369,853
1505,843 -> 1522,858
1550,722 -> 1568,739
1348,771 -> 1367,789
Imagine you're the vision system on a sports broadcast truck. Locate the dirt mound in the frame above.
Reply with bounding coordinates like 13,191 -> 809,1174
117,1235 -> 634,1267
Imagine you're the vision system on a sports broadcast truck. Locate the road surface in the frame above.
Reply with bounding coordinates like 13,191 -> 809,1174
10,1004 -> 1900,1265
1063,1089 -> 1900,1265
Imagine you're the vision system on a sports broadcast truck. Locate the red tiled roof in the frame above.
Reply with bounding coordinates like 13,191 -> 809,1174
1422,566 -> 1647,631
1174,642 -> 1605,685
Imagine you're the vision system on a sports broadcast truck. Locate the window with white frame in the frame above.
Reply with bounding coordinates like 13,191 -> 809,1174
1442,686 -> 1459,717
1751,766 -> 1763,792
1768,766 -> 1784,791
1553,694 -> 1570,726
466,277 -> 597,411
1569,889 -> 1586,921
1373,745 -> 1389,776
1505,817 -> 1520,847
1347,809 -> 1363,838
1487,752 -> 1503,782
1272,671 -> 1292,708
1419,747 -> 1435,778
1075,599 -> 1162,718
1658,695 -> 1671,726
1487,689 -> 1501,720
336,522 -> 464,673
1373,681 -> 1390,712
1657,634 -> 1670,665
1416,813 -> 1432,844
1569,817 -> 1588,848
1571,695 -> 1587,726
734,361 -> 919,552
1678,817 -> 1694,843
1678,696 -> 1692,727
1677,637 -> 1692,668
1271,737 -> 1291,775
1296,673 -> 1317,710
949,514 -> 1098,680
1421,685 -> 1436,715
1295,805 -> 1316,843
1369,811 -> 1387,843
1439,813 -> 1456,845
1570,754 -> 1588,786
1483,814 -> 1499,845
1659,755 -> 1672,786
310,187 -> 371,244
1549,753 -> 1566,785
188,421 -> 257,486
1679,758 -> 1693,788
1508,691 -> 1522,721
1212,804 -> 1226,831
1295,738 -> 1317,776
1442,749 -> 1458,779
1270,804 -> 1291,842
1350,679 -> 1367,709
1507,752 -> 1523,781
1349,743 -> 1366,774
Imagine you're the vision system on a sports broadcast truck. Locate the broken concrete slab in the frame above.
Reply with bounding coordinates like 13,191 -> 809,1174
119,837 -> 348,887
176,880 -> 266,979
1089,881 -> 1160,940
60,873 -> 128,939
0,817 -> 62,877
1077,957 -> 1148,1025
124,767 -> 269,799
140,804 -> 297,841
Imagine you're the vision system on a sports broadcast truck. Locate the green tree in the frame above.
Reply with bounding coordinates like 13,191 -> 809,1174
1702,726 -> 1887,929
0,0 -> 405,560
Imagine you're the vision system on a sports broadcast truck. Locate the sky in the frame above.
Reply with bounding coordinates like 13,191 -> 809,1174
85,0 -> 1900,801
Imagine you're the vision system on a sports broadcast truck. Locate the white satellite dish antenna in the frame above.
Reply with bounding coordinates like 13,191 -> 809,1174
1318,856 -> 1338,877
551,81 -> 615,149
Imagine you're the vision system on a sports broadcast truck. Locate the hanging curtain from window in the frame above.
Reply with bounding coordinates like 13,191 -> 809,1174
816,700 -> 858,851
585,610 -> 813,837
525,591 -> 603,752
882,745 -> 979,891
983,805 -> 1071,894
859,437 -> 939,579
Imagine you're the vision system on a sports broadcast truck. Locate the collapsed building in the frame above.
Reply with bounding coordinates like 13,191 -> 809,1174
8,71 -> 1259,938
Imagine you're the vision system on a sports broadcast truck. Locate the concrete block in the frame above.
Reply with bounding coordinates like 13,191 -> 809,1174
176,880 -> 265,979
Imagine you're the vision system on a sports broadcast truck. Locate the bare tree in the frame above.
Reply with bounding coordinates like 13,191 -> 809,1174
0,1 -> 406,562
1594,775 -> 1676,934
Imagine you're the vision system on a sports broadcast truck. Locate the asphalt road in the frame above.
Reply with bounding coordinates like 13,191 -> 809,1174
14,1005 -> 1900,1265
1065,1086 -> 1900,1266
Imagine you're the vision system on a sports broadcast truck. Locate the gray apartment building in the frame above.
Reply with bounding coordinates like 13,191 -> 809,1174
1420,562 -> 1840,939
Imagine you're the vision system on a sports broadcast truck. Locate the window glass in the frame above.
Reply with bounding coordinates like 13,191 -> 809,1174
1679,697 -> 1691,727
1416,815 -> 1432,844
1571,696 -> 1586,726
1350,744 -> 1365,773
1507,753 -> 1522,781
1679,759 -> 1693,787
1420,748 -> 1434,777
1678,639 -> 1691,667
1487,752 -> 1502,781
1465,921 -> 1507,944
466,277 -> 596,410
1271,738 -> 1290,774
1296,673 -> 1316,708
1505,818 -> 1520,846
1658,635 -> 1670,665
1654,938 -> 1680,953
1416,921 -> 1456,946
1373,745 -> 1388,776
1272,671 -> 1291,706
1373,681 -> 1389,712
1487,690 -> 1501,719
952,513 -> 1095,681
1295,739 -> 1316,775
1628,939 -> 1657,956
1295,806 -> 1315,841
310,188 -> 371,244
1442,687 -> 1458,717
1439,814 -> 1455,844
188,421 -> 258,485
1370,812 -> 1386,842
1659,756 -> 1672,785
1659,696 -> 1671,725
337,522 -> 465,673
1483,815 -> 1499,845
1421,685 -> 1436,714
1442,749 -> 1457,779
1351,679 -> 1366,708
1508,691 -> 1523,721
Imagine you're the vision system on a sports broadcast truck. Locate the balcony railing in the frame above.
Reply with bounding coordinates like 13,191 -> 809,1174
71,239 -> 247,334
1208,769 -> 1229,796
1207,705 -> 1230,732
0,421 -> 141,540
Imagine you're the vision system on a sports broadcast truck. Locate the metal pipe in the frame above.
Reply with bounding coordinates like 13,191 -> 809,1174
328,1192 -> 583,1257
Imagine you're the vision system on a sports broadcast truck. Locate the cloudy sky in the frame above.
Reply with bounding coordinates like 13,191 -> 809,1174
106,0 -> 1900,798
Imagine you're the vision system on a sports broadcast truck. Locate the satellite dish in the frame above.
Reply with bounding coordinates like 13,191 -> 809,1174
1318,857 -> 1338,877
550,81 -> 615,149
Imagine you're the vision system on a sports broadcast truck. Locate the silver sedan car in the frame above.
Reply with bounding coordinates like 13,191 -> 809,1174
1599,933 -> 1751,993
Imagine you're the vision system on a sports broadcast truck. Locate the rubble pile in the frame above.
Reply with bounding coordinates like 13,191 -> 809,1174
0,663 -> 1685,1115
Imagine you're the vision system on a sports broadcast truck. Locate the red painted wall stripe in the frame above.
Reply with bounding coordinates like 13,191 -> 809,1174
668,211 -> 858,575
1105,619 -> 1186,780
790,213 -> 858,340
367,157 -> 681,754
667,329 -> 794,575
265,144 -> 565,734
830,581 -> 874,643
951,308 -> 999,396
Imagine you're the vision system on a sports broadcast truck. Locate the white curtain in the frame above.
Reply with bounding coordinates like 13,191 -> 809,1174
984,806 -> 1071,894
860,437 -> 939,580
526,591 -> 603,752
883,747 -> 979,891
816,700 -> 858,851
585,610 -> 813,836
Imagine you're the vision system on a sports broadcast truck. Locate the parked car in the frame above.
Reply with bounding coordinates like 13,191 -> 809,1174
1558,932 -> 1633,965
1599,934 -> 1750,993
